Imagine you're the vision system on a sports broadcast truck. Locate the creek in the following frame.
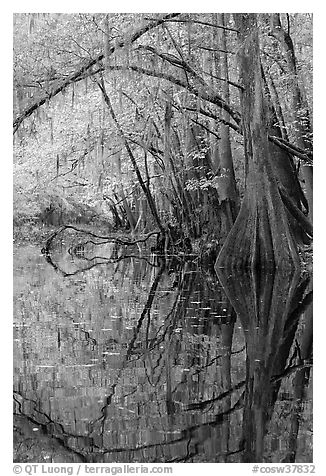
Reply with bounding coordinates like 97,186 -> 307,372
13,237 -> 312,463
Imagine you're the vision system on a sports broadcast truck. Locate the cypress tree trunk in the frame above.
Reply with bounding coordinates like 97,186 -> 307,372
215,14 -> 300,272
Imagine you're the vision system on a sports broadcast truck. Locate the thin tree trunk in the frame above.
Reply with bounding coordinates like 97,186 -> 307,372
269,14 -> 313,223
261,67 -> 310,242
97,77 -> 165,234
215,13 -> 239,230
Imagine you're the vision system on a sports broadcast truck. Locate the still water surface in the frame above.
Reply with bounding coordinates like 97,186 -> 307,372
13,238 -> 312,463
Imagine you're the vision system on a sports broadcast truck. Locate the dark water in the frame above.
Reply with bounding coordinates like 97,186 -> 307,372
13,236 -> 312,463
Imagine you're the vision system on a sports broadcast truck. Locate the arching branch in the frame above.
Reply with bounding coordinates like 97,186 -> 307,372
13,13 -> 180,133
108,63 -> 242,125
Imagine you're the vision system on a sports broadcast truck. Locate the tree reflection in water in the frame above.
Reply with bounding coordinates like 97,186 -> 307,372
13,243 -> 312,463
216,266 -> 312,462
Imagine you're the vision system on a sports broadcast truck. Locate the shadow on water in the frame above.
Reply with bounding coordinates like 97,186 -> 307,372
13,239 -> 312,463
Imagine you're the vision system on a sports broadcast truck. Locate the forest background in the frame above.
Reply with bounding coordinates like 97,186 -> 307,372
12,10 -> 315,272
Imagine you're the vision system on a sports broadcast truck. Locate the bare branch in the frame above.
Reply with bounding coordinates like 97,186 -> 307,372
108,63 -> 242,125
144,16 -> 239,33
269,136 -> 313,165
197,45 -> 236,55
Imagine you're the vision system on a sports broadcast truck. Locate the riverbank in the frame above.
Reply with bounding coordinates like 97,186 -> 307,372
14,222 -> 313,275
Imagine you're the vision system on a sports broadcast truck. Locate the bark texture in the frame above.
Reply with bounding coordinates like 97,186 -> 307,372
216,14 -> 300,272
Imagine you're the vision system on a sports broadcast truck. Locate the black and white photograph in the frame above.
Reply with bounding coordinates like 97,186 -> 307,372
13,10 -> 313,467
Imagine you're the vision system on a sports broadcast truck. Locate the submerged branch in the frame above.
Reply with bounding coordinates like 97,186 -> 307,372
271,362 -> 313,383
72,252 -> 160,268
186,380 -> 245,410
42,225 -> 161,275
91,396 -> 243,456
43,224 -> 160,252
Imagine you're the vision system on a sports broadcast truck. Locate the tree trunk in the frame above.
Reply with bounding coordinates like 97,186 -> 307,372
215,14 -> 300,272
261,68 -> 310,243
214,13 -> 239,239
270,14 -> 313,223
